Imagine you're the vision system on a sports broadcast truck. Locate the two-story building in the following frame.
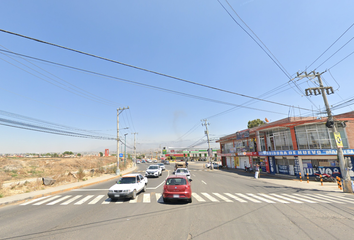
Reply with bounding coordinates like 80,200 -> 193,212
217,111 -> 354,178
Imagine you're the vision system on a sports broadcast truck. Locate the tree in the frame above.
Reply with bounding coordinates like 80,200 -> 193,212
63,151 -> 73,155
247,119 -> 266,129
77,153 -> 81,157
99,152 -> 103,157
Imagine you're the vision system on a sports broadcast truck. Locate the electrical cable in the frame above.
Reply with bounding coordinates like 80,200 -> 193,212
0,30 -> 312,111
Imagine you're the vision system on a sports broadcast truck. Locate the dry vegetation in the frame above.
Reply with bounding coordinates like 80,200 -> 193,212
0,156 -> 133,198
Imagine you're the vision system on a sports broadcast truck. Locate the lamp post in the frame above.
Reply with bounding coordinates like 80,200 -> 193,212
124,133 -> 128,167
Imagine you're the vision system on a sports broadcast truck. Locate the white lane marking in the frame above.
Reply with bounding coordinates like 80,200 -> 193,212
224,193 -> 247,203
47,195 -> 72,205
71,189 -> 109,191
20,196 -> 50,205
192,193 -> 206,202
155,193 -> 162,203
315,194 -> 352,203
258,193 -> 289,203
88,195 -> 105,205
270,194 -> 303,203
236,193 -> 261,203
201,193 -> 219,202
74,195 -> 94,205
328,194 -> 354,201
102,198 -> 111,204
213,193 -> 233,202
61,195 -> 82,205
143,193 -> 151,203
201,180 -> 207,185
193,174 -> 196,177
290,194 -> 320,203
146,170 -> 169,189
33,196 -> 61,205
247,193 -> 275,203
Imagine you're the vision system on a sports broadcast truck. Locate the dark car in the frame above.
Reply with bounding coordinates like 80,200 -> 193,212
162,175 -> 192,203
164,160 -> 170,165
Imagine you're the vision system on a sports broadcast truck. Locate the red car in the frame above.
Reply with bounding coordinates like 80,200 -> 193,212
163,175 -> 192,203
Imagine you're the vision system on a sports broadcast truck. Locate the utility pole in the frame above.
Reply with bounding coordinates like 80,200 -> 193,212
132,132 -> 138,166
202,119 -> 213,170
124,133 -> 128,167
298,71 -> 352,193
116,106 -> 129,175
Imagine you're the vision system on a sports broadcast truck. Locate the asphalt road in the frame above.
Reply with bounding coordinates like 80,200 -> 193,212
1,161 -> 354,240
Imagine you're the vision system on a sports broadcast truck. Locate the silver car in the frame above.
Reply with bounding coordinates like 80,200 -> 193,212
174,168 -> 191,180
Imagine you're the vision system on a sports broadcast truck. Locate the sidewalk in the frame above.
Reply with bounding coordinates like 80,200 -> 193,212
217,167 -> 346,193
0,166 -> 137,207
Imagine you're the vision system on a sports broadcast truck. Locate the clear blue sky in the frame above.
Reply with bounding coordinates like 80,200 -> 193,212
1,0 -> 354,154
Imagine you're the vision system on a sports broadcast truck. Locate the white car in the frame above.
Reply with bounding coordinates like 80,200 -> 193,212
145,165 -> 162,177
108,174 -> 148,200
174,168 -> 191,180
157,163 -> 166,171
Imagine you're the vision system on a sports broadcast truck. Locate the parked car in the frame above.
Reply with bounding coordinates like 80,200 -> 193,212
153,160 -> 158,163
107,174 -> 147,200
145,165 -> 162,177
174,168 -> 191,179
136,160 -> 141,164
157,163 -> 166,171
163,175 -> 192,203
205,162 -> 211,168
147,159 -> 152,163
164,160 -> 170,165
212,162 -> 221,169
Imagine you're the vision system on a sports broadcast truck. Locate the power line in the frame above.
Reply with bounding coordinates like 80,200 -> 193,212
306,23 -> 354,71
0,29 -> 312,111
0,49 -> 307,114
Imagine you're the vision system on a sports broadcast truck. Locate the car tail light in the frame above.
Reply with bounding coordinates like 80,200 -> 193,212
163,185 -> 167,190
185,185 -> 190,190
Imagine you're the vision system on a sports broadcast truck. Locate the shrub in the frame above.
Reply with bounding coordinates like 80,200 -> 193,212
77,168 -> 85,181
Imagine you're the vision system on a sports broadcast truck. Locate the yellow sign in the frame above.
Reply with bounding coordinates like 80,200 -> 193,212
334,132 -> 343,148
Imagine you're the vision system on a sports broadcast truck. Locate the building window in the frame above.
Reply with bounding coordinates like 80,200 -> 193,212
295,123 -> 348,149
265,128 -> 293,151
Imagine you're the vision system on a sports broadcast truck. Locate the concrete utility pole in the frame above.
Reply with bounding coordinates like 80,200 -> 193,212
299,71 -> 352,193
116,106 -> 129,175
202,119 -> 213,170
132,132 -> 138,166
124,133 -> 128,167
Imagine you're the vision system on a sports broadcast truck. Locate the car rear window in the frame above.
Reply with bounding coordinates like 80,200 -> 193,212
119,177 -> 136,184
166,178 -> 187,185
148,166 -> 158,169
176,169 -> 188,173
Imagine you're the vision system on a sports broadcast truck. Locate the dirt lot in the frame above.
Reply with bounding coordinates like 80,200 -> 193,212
0,156 -> 132,198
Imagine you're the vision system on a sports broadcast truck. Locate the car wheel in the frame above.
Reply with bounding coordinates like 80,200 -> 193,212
143,184 -> 146,192
132,190 -> 137,199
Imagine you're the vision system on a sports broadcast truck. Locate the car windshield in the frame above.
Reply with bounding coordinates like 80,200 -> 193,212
118,177 -> 136,184
166,178 -> 187,185
148,166 -> 158,169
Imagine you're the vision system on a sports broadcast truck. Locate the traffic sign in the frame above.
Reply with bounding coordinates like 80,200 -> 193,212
119,153 -> 123,157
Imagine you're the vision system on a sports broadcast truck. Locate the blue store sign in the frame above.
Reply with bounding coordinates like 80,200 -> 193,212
278,165 -> 289,175
259,149 -> 354,156
269,156 -> 276,174
303,166 -> 341,177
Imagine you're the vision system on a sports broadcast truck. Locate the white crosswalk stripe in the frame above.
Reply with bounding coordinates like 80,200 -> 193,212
258,193 -> 289,203
155,193 -> 162,203
270,194 -> 303,203
33,196 -> 61,205
88,195 -> 105,205
213,193 -> 232,202
19,192 -> 354,206
192,193 -> 206,202
61,195 -> 82,205
47,195 -> 72,205
201,193 -> 219,202
20,196 -> 51,205
224,193 -> 247,203
236,193 -> 261,203
247,193 -> 275,203
143,193 -> 151,203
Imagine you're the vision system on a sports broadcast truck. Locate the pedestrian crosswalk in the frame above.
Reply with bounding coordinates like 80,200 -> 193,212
19,192 -> 354,206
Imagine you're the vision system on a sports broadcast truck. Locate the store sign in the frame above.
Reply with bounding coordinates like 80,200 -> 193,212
268,156 -> 276,174
278,165 -> 289,174
303,167 -> 341,177
334,132 -> 343,148
259,149 -> 354,156
236,130 -> 249,139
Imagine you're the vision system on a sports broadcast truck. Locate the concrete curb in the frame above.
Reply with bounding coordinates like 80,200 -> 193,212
0,166 -> 137,208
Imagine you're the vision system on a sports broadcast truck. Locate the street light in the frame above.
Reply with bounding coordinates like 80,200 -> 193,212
124,133 -> 128,167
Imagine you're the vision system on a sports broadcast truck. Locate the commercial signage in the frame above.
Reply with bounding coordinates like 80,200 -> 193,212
119,153 -> 123,157
334,132 -> 344,148
278,165 -> 289,174
294,156 -> 301,176
258,149 -> 354,156
303,166 -> 341,177
236,130 -> 250,139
